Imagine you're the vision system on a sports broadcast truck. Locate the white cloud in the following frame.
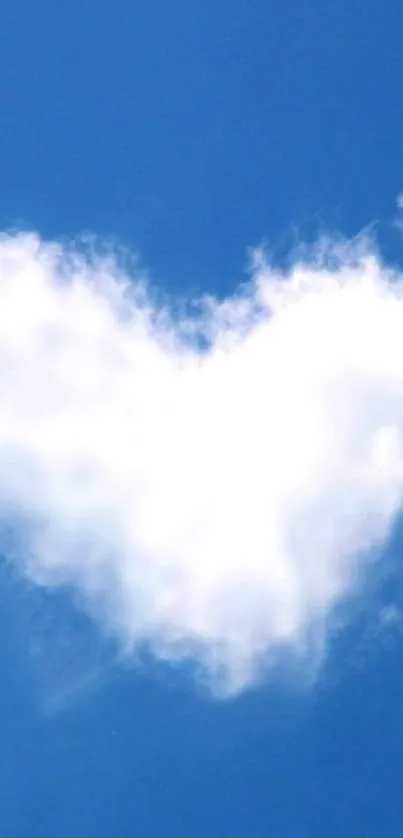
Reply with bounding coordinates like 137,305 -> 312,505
0,230 -> 403,694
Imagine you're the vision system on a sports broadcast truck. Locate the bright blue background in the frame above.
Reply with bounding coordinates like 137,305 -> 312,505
1,1 -> 403,835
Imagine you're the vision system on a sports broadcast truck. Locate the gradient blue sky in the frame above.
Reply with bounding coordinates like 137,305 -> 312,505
1,2 -> 403,836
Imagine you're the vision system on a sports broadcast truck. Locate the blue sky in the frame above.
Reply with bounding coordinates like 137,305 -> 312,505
1,2 -> 403,836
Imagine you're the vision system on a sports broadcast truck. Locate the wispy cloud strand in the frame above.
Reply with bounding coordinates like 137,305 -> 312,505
0,231 -> 402,693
